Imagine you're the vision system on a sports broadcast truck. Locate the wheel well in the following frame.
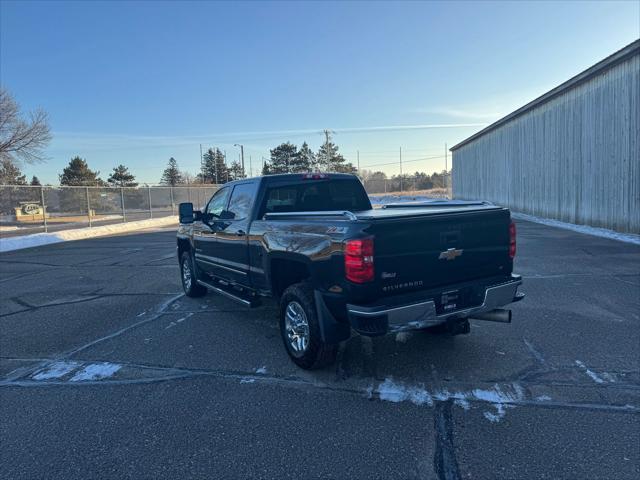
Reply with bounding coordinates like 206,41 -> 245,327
271,259 -> 310,298
177,238 -> 190,259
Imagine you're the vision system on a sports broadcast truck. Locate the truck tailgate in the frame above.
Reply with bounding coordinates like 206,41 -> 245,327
361,206 -> 512,296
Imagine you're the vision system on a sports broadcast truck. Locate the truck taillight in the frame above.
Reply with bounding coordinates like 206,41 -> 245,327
344,237 -> 374,283
301,173 -> 328,180
509,221 -> 516,259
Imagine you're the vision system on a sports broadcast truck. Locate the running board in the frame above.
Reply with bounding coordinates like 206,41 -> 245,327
197,280 -> 260,308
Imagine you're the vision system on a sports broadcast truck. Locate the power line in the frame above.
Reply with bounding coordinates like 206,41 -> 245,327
359,154 -> 445,169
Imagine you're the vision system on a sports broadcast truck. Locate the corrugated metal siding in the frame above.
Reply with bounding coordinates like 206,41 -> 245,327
452,53 -> 639,233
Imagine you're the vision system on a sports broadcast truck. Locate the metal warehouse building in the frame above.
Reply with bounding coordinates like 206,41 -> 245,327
451,40 -> 639,233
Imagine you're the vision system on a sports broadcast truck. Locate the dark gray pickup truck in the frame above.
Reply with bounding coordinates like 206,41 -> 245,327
177,173 -> 524,369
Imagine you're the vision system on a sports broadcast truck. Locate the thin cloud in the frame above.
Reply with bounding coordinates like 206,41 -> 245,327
51,122 -> 487,150
411,107 -> 504,121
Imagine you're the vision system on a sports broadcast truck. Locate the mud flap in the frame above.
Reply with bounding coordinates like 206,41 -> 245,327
314,291 -> 351,344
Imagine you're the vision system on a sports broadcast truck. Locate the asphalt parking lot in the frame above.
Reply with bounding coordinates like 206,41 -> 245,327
1,220 -> 639,480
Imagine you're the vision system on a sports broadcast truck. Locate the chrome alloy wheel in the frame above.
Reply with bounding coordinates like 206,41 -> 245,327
285,301 -> 310,354
182,258 -> 192,290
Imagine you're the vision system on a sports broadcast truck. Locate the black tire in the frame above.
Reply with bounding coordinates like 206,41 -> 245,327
279,282 -> 337,369
180,251 -> 207,297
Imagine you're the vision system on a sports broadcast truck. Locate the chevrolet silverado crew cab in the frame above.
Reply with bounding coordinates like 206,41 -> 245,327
177,173 -> 524,369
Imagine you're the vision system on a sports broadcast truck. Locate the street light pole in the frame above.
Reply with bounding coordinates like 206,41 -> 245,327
234,143 -> 245,177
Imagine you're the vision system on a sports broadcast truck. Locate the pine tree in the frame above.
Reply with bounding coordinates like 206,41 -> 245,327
59,156 -> 104,186
267,142 -> 298,174
290,142 -> 314,172
160,157 -> 183,186
107,164 -> 138,187
201,148 -> 229,183
30,175 -> 41,186
229,161 -> 246,181
0,158 -> 27,185
317,131 -> 355,173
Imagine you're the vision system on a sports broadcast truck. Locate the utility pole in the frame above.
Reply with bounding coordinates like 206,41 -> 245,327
323,129 -> 331,171
445,142 -> 448,173
249,155 -> 253,177
199,144 -> 204,183
399,146 -> 403,193
444,142 -> 448,190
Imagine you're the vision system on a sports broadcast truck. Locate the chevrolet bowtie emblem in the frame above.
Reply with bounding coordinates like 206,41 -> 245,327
439,248 -> 464,261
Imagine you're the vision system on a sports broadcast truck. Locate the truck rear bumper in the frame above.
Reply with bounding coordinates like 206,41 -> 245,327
346,274 -> 523,335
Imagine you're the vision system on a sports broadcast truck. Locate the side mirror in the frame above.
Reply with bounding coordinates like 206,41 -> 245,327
179,202 -> 194,224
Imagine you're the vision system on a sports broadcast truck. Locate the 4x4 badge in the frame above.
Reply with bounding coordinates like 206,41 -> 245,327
439,248 -> 463,261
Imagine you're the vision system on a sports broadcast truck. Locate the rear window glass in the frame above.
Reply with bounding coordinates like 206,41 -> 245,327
261,179 -> 371,215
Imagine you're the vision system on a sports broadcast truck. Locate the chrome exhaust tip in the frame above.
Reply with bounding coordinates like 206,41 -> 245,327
470,308 -> 512,323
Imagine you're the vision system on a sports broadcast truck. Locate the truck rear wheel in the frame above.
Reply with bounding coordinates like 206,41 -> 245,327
180,251 -> 207,298
279,282 -> 337,369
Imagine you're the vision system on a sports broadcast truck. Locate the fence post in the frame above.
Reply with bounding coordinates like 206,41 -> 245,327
170,187 -> 175,215
120,187 -> 126,222
148,186 -> 153,219
40,186 -> 48,233
86,187 -> 92,227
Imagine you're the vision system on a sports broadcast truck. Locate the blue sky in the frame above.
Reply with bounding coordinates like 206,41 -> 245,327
1,0 -> 638,184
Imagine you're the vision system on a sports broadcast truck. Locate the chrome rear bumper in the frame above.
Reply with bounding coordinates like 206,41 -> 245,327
346,276 -> 524,334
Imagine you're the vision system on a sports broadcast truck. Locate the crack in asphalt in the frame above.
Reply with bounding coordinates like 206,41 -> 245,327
0,293 -> 182,318
62,293 -> 185,358
523,338 -> 548,367
1,293 -> 184,380
433,400 -> 461,480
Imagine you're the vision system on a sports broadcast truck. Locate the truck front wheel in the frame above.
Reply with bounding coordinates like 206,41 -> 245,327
180,251 -> 207,298
279,282 -> 337,369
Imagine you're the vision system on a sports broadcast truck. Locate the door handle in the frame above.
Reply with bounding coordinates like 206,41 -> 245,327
236,230 -> 246,236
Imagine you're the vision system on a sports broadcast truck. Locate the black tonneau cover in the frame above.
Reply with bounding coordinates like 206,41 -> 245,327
354,203 -> 504,221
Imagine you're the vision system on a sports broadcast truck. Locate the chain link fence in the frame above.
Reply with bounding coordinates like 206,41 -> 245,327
1,176 -> 453,239
0,185 -> 219,238
361,173 -> 452,198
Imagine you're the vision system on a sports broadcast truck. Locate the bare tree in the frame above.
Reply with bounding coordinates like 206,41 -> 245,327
181,171 -> 195,185
0,88 -> 52,164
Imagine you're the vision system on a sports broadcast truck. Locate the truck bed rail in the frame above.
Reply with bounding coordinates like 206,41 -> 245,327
263,210 -> 358,221
381,200 -> 491,209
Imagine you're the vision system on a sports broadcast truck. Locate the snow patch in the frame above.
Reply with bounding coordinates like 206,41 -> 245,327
376,378 -> 433,406
575,360 -> 604,384
453,398 -> 471,410
165,313 -> 193,329
536,395 -> 552,402
255,366 -> 267,374
483,404 -> 514,423
32,361 -> 81,380
376,378 -> 528,423
0,216 -> 177,253
512,212 -> 640,245
240,378 -> 255,384
69,363 -> 122,382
